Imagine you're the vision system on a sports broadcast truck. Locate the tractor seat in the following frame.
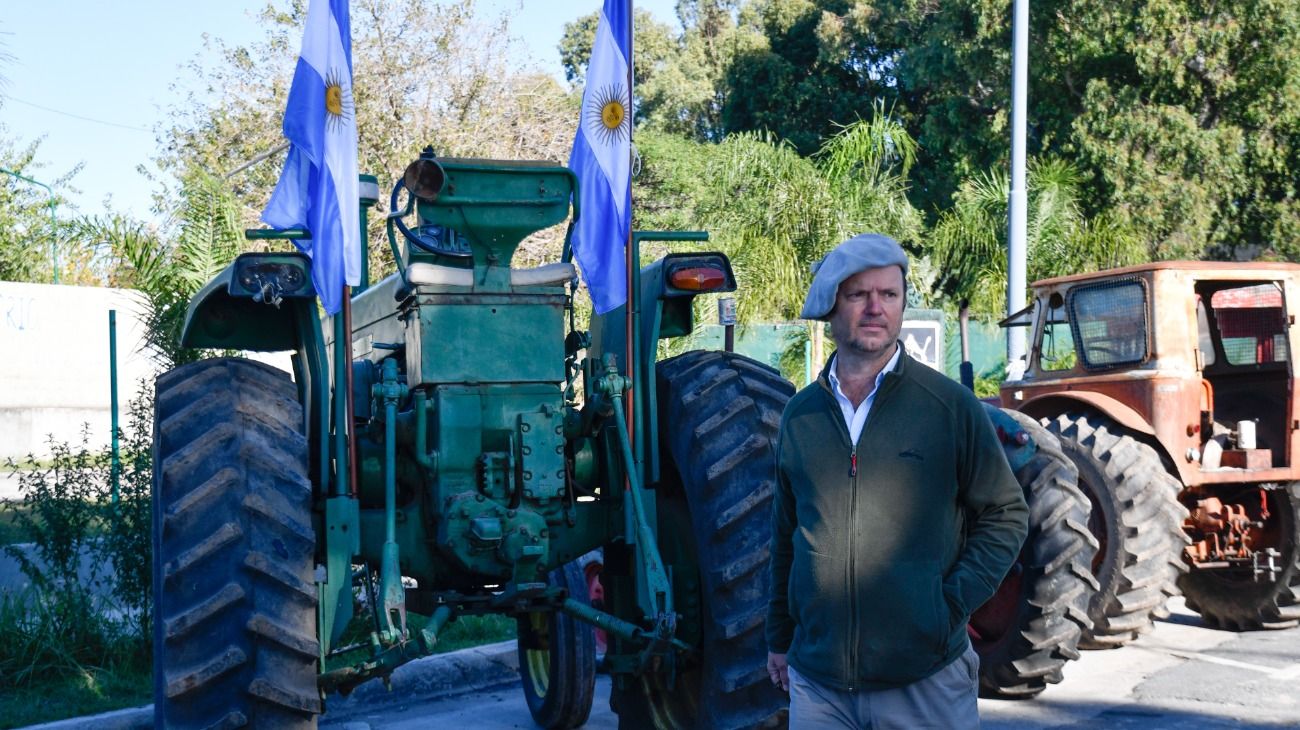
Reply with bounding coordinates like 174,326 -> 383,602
406,262 -> 577,288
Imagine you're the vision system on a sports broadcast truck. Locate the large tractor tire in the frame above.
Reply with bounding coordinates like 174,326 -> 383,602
971,410 -> 1098,698
152,358 -> 320,729
610,351 -> 793,730
517,561 -> 597,729
1179,482 -> 1300,630
1047,412 -> 1189,648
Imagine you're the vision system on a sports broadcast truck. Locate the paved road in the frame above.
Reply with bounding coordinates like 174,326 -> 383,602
322,598 -> 1300,729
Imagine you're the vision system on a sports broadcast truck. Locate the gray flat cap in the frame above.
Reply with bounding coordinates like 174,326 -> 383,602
800,233 -> 909,321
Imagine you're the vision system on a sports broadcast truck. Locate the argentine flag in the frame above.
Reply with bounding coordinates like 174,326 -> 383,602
569,0 -> 632,314
262,0 -> 359,316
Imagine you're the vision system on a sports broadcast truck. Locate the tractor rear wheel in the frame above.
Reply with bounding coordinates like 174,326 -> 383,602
1179,482 -> 1300,630
516,561 -> 597,729
972,410 -> 1098,698
1047,412 -> 1189,648
610,351 -> 792,730
152,358 -> 320,729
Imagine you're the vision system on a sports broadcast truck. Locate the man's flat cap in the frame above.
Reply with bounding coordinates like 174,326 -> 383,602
800,233 -> 909,321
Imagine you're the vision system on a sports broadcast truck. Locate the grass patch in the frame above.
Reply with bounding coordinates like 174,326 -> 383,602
0,663 -> 150,729
325,611 -> 518,672
0,587 -> 151,729
434,613 -> 517,654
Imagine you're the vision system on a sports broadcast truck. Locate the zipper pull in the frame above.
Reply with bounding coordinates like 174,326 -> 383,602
849,449 -> 858,477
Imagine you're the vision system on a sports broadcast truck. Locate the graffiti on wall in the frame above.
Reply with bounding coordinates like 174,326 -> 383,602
2,293 -> 35,332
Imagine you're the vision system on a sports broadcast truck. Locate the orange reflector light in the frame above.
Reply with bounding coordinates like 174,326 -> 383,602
669,266 -> 726,291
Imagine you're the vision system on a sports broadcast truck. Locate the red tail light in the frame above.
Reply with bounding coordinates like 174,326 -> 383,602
668,266 -> 726,291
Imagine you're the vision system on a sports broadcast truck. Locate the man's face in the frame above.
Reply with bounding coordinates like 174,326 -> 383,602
828,265 -> 906,358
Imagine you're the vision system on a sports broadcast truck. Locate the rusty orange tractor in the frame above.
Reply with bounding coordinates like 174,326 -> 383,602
1003,262 -> 1300,645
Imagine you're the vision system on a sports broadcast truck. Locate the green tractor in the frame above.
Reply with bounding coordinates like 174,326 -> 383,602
152,150 -> 791,729
151,149 -> 1098,729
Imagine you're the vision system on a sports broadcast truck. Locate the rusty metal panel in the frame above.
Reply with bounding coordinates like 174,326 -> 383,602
1006,261 -> 1300,488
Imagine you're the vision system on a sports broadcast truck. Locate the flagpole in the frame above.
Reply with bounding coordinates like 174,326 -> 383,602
343,285 -> 358,497
624,0 -> 638,475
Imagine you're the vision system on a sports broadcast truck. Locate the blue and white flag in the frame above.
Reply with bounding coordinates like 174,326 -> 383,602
262,0 -> 359,315
569,0 -> 632,315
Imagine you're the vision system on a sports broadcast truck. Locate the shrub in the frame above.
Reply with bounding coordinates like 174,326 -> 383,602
0,387 -> 154,688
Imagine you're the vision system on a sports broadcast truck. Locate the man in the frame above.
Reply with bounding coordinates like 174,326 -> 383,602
766,233 -> 1028,729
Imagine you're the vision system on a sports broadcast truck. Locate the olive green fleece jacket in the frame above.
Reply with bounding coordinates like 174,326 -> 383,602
766,350 -> 1028,691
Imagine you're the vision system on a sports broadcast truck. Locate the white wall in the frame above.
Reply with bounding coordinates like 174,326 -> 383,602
0,281 -> 154,460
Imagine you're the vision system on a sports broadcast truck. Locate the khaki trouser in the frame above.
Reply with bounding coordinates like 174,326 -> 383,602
787,644 -> 980,729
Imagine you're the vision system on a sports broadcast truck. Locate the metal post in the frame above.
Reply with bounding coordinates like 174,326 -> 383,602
959,302 -> 975,392
109,310 -> 120,503
332,313 -> 350,497
804,340 -> 812,387
0,166 -> 59,284
358,174 -> 380,293
623,6 -> 639,485
1006,0 -> 1030,366
719,297 -> 736,353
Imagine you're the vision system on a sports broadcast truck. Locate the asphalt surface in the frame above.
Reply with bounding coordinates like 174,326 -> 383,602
19,598 -> 1300,729
318,598 -> 1300,730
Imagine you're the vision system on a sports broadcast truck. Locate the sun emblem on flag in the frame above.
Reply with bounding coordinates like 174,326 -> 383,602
323,68 -> 354,132
586,84 -> 629,144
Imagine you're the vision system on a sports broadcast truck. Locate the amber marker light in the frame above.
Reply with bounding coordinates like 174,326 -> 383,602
669,266 -> 726,291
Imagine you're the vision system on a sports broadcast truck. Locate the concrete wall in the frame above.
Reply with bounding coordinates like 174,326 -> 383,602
0,281 -> 154,460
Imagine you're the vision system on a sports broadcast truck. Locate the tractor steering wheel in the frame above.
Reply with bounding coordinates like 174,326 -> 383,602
388,178 -> 473,258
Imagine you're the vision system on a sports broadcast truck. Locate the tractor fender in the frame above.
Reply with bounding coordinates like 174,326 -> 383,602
181,252 -> 318,352
1016,392 -> 1156,439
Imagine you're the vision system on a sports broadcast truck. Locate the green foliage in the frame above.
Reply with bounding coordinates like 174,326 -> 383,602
722,0 -> 889,155
0,131 -> 78,284
706,0 -> 1299,261
325,611 -> 515,673
693,109 -> 923,325
76,171 -> 243,369
973,362 -> 1008,400
0,389 -> 155,695
436,613 -> 517,654
560,2 -> 761,141
0,656 -> 150,730
161,0 -> 579,276
929,158 -> 1146,318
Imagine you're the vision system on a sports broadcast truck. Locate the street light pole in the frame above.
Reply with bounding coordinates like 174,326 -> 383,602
1006,0 -> 1029,370
0,165 -> 60,284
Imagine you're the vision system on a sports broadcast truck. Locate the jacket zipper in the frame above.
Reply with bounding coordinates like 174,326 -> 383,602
847,447 -> 858,692
819,375 -> 859,689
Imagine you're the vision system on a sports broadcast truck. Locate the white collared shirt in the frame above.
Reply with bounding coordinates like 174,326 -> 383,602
827,344 -> 902,445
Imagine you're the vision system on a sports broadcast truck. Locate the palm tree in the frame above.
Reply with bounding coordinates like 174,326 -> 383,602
699,104 -> 925,325
78,169 -> 245,369
928,158 -> 1146,319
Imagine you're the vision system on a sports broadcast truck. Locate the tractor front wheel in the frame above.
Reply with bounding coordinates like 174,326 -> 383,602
151,358 -> 320,729
1047,412 -> 1189,648
971,410 -> 1098,698
516,561 -> 597,729
1179,482 -> 1300,630
609,351 -> 793,730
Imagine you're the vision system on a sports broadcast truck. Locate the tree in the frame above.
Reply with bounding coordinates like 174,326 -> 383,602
928,158 -> 1145,318
559,2 -> 764,141
75,171 -> 242,369
722,0 -> 889,156
721,0 -> 1300,260
0,127 -> 80,284
158,0 -> 580,277
1057,0 -> 1300,259
635,106 -> 923,325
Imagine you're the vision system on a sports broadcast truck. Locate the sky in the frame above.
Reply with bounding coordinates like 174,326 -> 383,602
0,0 -> 679,226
